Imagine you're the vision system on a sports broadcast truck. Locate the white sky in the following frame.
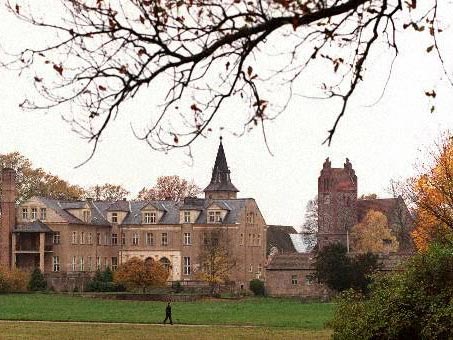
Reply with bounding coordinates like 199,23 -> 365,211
1,3 -> 452,228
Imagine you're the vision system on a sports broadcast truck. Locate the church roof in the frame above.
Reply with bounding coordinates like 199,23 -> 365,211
204,138 -> 239,193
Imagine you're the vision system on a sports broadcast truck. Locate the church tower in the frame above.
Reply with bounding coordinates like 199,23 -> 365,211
0,168 -> 16,268
204,137 -> 239,199
317,158 -> 358,250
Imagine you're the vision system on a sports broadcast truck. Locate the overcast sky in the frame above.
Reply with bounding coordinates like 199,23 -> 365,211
1,4 -> 452,228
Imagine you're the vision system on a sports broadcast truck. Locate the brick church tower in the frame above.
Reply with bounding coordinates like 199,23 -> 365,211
317,158 -> 358,250
0,168 -> 16,268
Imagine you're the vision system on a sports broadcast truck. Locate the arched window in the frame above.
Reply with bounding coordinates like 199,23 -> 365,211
144,257 -> 154,265
159,257 -> 171,272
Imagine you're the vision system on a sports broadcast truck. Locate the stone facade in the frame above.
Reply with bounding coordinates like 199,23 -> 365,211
0,140 -> 267,292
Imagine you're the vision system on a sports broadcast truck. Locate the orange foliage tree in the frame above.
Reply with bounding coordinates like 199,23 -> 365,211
409,134 -> 453,251
350,210 -> 399,253
114,257 -> 169,292
137,176 -> 201,202
0,152 -> 85,203
85,183 -> 130,201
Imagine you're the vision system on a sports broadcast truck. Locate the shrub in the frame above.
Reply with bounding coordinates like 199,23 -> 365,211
314,243 -> 379,294
28,268 -> 47,291
0,267 -> 28,293
249,279 -> 265,296
330,244 -> 453,339
86,269 -> 125,292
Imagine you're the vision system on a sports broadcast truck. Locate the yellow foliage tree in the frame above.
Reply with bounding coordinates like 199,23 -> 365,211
350,210 -> 399,253
196,230 -> 236,295
0,266 -> 29,292
113,257 -> 168,292
410,134 -> 453,251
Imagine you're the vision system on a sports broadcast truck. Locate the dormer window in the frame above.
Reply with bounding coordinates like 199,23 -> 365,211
246,212 -> 254,224
208,211 -> 222,223
31,208 -> 37,220
184,211 -> 191,223
111,212 -> 118,223
144,212 -> 156,224
22,208 -> 28,220
83,210 -> 91,223
40,208 -> 47,220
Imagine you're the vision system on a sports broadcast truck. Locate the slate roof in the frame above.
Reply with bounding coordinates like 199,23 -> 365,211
32,196 -> 251,226
204,139 -> 239,193
266,225 -> 298,255
14,220 -> 54,233
266,253 -> 314,270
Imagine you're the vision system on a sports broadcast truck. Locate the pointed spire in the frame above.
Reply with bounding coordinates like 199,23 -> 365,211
204,137 -> 239,199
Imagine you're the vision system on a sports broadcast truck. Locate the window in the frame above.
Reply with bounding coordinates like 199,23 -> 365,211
40,208 -> 47,220
292,275 -> 298,285
88,256 -> 92,271
248,233 -> 252,244
252,234 -> 256,245
80,232 -> 85,244
323,194 -> 330,205
72,231 -> 78,244
161,233 -> 168,246
111,212 -> 118,223
72,256 -> 77,271
159,257 -> 171,272
183,257 -> 191,275
184,211 -> 191,223
83,210 -> 91,222
31,207 -> 37,220
146,233 -> 154,246
104,233 -> 109,245
257,264 -> 262,274
203,232 -> 209,245
249,264 -> 253,273
53,232 -> 60,245
104,257 -> 108,269
257,234 -> 261,246
246,212 -> 254,224
52,256 -> 60,272
79,257 -> 84,271
305,276 -> 313,285
112,257 -> 118,270
96,256 -> 101,270
208,211 -> 222,223
97,232 -> 101,245
132,232 -> 139,246
121,232 -> 126,245
144,212 -> 156,224
22,208 -> 28,220
184,233 -> 191,245
111,233 -> 118,245
87,233 -> 93,244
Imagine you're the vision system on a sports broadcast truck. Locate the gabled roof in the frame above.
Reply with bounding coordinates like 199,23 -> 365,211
14,220 -> 53,233
266,225 -> 298,255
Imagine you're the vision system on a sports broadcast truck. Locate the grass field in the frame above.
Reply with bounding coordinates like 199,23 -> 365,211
0,321 -> 333,339
0,294 -> 334,330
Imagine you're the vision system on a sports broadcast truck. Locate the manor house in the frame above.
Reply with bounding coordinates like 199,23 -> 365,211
0,140 -> 267,291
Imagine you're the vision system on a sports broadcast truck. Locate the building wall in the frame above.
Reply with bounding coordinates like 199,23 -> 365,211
266,269 -> 331,298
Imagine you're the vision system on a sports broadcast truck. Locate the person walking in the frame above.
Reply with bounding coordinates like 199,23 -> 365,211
163,302 -> 173,325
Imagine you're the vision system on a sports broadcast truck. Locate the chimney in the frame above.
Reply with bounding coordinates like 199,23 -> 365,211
1,168 -> 16,269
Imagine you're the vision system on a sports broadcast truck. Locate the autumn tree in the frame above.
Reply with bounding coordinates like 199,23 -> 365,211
196,230 -> 236,295
85,183 -> 130,201
114,257 -> 168,292
301,196 -> 318,251
137,175 -> 201,201
409,133 -> 453,251
0,152 -> 85,203
3,0 -> 446,155
350,210 -> 399,253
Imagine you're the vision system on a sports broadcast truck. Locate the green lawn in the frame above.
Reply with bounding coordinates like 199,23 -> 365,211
0,294 -> 333,330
